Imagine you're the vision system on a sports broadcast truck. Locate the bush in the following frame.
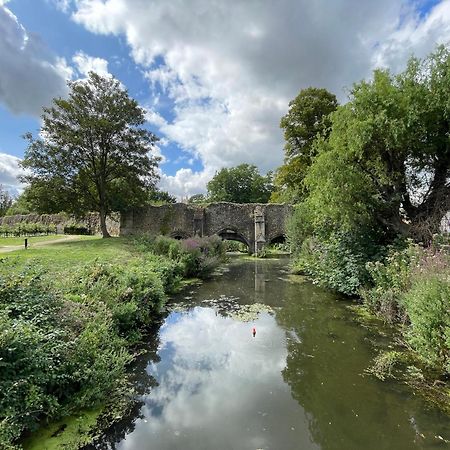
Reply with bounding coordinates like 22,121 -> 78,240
0,222 -> 57,237
0,267 -> 130,446
294,231 -> 381,296
134,234 -> 225,279
403,276 -> 450,373
362,242 -> 415,322
64,224 -> 91,235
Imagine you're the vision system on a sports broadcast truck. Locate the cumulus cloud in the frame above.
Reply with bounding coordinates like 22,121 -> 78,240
72,50 -> 111,78
0,3 -> 71,116
67,0 -> 450,197
0,152 -> 25,195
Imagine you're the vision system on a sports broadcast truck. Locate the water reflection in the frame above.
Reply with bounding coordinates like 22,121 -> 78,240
102,257 -> 450,450
116,307 -> 319,450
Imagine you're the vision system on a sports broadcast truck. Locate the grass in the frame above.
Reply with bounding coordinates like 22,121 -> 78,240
0,235 -> 69,248
0,236 -> 141,278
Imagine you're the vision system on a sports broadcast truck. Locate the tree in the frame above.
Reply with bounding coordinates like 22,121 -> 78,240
21,72 -> 160,237
207,164 -> 273,203
0,185 -> 13,216
188,194 -> 207,204
272,87 -> 338,203
287,46 -> 450,295
148,190 -> 176,204
305,47 -> 450,241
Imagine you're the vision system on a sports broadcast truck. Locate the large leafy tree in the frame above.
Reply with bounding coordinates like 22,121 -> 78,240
304,47 -> 450,242
207,164 -> 273,203
272,87 -> 338,203
21,72 -> 160,237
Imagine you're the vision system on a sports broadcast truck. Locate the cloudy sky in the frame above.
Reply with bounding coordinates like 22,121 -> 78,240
0,0 -> 449,198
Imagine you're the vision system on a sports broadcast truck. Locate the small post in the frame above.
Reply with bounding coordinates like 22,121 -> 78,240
24,238 -> 28,250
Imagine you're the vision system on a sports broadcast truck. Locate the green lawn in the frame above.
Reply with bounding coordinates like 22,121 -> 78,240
0,235 -> 69,247
0,236 -> 140,273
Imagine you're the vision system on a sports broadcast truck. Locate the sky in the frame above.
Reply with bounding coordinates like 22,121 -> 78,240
0,0 -> 449,199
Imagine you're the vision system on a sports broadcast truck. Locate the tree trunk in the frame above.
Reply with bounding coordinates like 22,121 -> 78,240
99,207 -> 111,238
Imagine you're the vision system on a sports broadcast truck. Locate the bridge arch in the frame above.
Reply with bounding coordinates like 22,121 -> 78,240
268,234 -> 287,245
170,230 -> 190,240
216,227 -> 250,248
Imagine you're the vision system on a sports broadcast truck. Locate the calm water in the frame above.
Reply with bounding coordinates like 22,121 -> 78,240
101,257 -> 450,450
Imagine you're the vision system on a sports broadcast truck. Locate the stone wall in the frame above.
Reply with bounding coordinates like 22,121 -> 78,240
120,202 -> 293,253
0,212 -> 120,236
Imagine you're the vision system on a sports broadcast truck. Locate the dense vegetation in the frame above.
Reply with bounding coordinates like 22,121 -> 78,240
285,46 -> 450,389
206,163 -> 274,203
0,222 -> 57,237
0,235 -> 225,449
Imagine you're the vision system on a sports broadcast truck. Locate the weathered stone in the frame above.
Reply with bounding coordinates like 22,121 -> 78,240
120,202 -> 292,254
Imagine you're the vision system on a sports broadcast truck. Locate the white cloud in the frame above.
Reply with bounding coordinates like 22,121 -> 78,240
68,0 -> 450,197
159,167 -> 213,200
0,152 -> 25,195
0,3 -> 70,116
72,50 -> 111,78
47,0 -> 72,13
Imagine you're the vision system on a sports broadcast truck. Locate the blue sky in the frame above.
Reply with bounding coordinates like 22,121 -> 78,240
0,0 -> 448,197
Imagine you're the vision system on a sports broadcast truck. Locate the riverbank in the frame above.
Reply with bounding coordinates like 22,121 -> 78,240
291,239 -> 450,415
0,235 -> 226,449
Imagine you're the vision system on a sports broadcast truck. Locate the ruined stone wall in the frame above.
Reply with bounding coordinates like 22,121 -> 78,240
120,202 -> 293,253
0,212 -> 120,236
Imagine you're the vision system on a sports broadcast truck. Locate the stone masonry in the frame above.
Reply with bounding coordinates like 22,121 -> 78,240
120,202 -> 293,254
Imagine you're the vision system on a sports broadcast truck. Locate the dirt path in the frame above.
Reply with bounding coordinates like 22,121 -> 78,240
0,235 -> 81,254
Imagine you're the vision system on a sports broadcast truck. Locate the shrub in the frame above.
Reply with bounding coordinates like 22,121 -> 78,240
64,224 -> 91,235
361,242 -> 415,322
294,232 -> 381,296
403,276 -> 450,373
0,267 -> 130,447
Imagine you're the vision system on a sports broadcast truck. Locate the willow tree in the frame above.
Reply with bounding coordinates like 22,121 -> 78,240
303,47 -> 450,242
21,72 -> 160,237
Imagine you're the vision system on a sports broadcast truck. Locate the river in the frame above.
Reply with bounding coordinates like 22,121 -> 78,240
99,256 -> 450,450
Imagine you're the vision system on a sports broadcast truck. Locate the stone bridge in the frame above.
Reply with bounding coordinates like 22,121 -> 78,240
120,202 -> 293,254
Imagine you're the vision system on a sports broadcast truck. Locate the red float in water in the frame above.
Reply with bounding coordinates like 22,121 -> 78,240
252,327 -> 256,337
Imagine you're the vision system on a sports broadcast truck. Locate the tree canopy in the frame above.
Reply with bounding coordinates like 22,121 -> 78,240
207,164 -> 273,203
21,72 -> 160,237
271,87 -> 338,203
302,47 -> 450,242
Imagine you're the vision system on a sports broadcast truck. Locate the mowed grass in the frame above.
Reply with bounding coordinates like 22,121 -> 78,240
0,236 -> 141,275
0,234 -> 69,248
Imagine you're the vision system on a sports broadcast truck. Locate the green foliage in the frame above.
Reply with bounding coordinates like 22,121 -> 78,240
288,46 -> 450,300
148,189 -> 176,205
207,164 -> 273,203
294,231 -> 382,296
63,224 -> 90,235
188,194 -> 207,204
0,185 -> 13,217
368,351 -> 404,381
272,87 -> 338,203
136,234 -> 226,279
403,276 -> 450,373
361,242 -> 450,375
0,222 -> 57,237
362,242 -> 415,321
5,190 -> 34,216
223,240 -> 248,253
21,72 -> 160,237
0,267 -> 130,447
